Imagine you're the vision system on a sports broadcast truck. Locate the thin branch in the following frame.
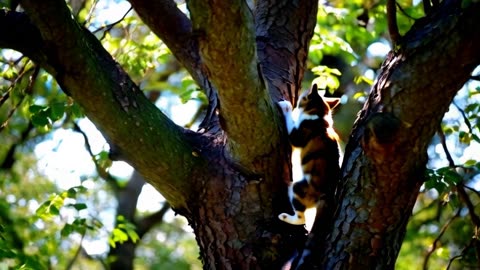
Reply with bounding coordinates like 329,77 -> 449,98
137,201 -> 170,238
396,2 -> 420,21
456,185 -> 480,266
0,122 -> 33,169
72,123 -> 120,190
387,0 -> 401,45
82,0 -> 99,26
471,75 -> 480,81
446,237 -> 476,270
437,125 -> 455,167
65,230 -> 86,270
92,6 -> 133,41
422,209 -> 461,270
463,185 -> 480,198
439,116 -> 480,267
0,65 -> 39,132
457,184 -> 480,227
453,102 -> 473,133
0,62 -> 29,109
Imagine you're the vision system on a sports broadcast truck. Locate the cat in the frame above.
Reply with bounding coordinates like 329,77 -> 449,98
277,84 -> 341,225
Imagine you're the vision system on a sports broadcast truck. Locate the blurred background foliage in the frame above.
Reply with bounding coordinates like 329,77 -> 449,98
0,0 -> 478,269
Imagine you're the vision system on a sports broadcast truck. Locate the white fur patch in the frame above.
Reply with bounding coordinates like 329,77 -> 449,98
278,101 -> 296,133
296,108 -> 319,129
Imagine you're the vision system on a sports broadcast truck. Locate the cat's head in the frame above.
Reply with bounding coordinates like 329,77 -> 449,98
298,84 -> 340,116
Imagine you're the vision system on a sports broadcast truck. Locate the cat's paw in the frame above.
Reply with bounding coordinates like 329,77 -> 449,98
278,212 -> 306,225
277,100 -> 293,115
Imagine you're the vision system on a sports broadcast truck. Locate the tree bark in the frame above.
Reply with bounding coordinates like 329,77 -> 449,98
2,0 -> 480,269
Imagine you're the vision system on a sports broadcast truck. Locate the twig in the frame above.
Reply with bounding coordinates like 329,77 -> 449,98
439,123 -> 480,268
0,62 -> 29,108
463,185 -> 480,198
456,184 -> 480,267
0,65 -> 39,132
453,102 -> 473,133
422,209 -> 461,270
65,230 -> 86,270
137,202 -> 171,238
437,125 -> 455,167
0,122 -> 33,169
72,123 -> 120,190
471,75 -> 480,81
446,238 -> 475,270
387,0 -> 401,45
396,2 -> 420,20
83,0 -> 99,26
457,184 -> 480,227
93,7 -> 133,41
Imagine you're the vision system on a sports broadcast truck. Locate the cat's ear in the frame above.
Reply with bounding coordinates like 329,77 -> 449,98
308,84 -> 320,98
324,97 -> 341,109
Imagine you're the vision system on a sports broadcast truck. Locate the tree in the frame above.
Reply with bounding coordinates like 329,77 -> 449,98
1,0 -> 480,269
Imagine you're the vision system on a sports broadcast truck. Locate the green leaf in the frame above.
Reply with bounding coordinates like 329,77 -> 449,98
464,103 -> 479,114
126,227 -> 140,243
441,169 -> 463,185
111,228 -> 129,244
28,104 -> 47,114
61,223 -> 74,237
71,203 -> 87,211
49,102 -> 65,121
464,159 -> 477,167
66,187 -> 77,198
353,91 -> 367,100
35,195 -> 65,219
179,89 -> 195,104
31,113 -> 50,127
354,75 -> 374,86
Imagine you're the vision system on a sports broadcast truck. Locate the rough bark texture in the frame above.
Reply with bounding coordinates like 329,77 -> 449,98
2,0 -> 480,269
255,0 -> 318,105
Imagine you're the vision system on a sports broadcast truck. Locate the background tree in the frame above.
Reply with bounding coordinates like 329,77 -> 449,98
1,0 -> 480,269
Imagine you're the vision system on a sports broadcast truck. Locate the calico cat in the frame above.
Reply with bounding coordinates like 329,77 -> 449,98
278,84 -> 340,225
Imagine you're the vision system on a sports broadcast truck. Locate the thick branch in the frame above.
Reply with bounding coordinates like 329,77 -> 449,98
255,0 -> 319,104
188,0 -> 281,173
0,10 -> 47,66
321,1 -> 480,268
16,0 -> 206,211
127,0 -> 219,131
